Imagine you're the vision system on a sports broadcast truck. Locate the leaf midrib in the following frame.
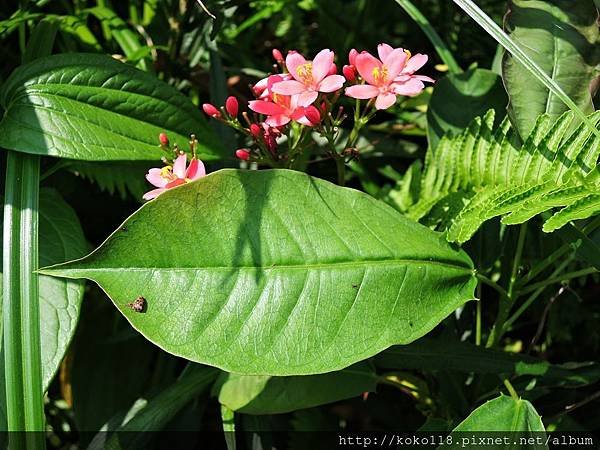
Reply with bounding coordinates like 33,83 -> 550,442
41,257 -> 474,275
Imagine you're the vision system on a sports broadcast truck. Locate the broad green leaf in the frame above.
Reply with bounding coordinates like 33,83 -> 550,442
503,0 -> 599,139
216,362 -> 377,414
0,53 -> 224,161
447,395 -> 547,449
41,169 -> 476,375
376,337 -> 600,387
1,189 -> 87,389
88,365 -> 219,450
452,0 -> 600,141
427,67 -> 508,150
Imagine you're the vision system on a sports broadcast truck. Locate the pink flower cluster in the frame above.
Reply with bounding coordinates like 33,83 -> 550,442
143,133 -> 207,200
202,43 -> 433,162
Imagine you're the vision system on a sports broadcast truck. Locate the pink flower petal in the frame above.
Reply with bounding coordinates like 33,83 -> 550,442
172,154 -> 187,179
375,92 -> 397,110
415,74 -> 435,83
312,49 -> 334,83
318,74 -> 345,93
143,188 -> 166,200
146,168 -> 168,188
271,80 -> 306,95
355,51 -> 382,86
249,100 -> 286,116
297,90 -> 319,107
286,51 -> 307,82
265,114 -> 291,127
384,49 -> 408,80
377,43 -> 395,62
165,178 -> 186,189
393,78 -> 425,97
345,84 -> 380,99
186,158 -> 206,180
403,54 -> 428,74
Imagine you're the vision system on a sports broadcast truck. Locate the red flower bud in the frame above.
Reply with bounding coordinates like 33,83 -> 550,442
349,49 -> 358,66
159,132 -> 169,146
305,106 -> 321,126
235,148 -> 251,161
202,103 -> 221,118
343,64 -> 357,82
328,63 -> 337,76
272,48 -> 284,63
225,96 -> 239,117
249,123 -> 261,137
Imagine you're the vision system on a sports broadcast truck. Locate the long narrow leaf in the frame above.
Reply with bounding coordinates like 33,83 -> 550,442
452,0 -> 600,139
394,0 -> 462,74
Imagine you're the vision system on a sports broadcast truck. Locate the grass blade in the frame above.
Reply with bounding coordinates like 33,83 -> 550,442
452,0 -> 600,139
394,0 -> 462,74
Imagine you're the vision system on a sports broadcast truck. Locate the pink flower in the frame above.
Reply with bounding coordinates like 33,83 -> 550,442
271,49 -> 345,106
202,103 -> 221,118
345,44 -> 433,109
253,74 -> 291,100
379,43 -> 434,96
249,76 -> 310,127
143,154 -> 206,200
225,96 -> 239,117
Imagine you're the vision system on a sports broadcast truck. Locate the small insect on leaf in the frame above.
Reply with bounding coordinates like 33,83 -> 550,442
127,296 -> 146,313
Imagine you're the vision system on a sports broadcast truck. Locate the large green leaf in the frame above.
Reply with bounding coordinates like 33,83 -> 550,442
0,53 -> 224,161
216,362 -> 377,414
503,0 -> 599,139
447,395 -> 547,449
427,67 -> 508,150
41,169 -> 476,375
1,189 -> 87,389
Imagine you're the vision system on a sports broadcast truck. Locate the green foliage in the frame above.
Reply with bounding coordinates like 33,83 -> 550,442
0,189 -> 86,390
448,396 -> 547,449
427,67 -> 508,149
0,53 -> 224,161
503,0 -> 600,139
41,169 -> 476,375
391,110 -> 600,243
216,362 -> 377,414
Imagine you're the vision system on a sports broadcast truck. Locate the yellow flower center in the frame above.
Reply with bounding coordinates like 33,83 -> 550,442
404,49 -> 412,60
160,165 -> 177,181
372,66 -> 389,85
296,63 -> 313,84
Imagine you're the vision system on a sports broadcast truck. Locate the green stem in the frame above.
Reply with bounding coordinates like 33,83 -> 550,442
3,152 -> 45,445
335,155 -> 346,186
515,244 -> 570,289
518,267 -> 597,296
503,379 -> 519,401
505,258 -> 573,330
486,223 -> 527,347
475,285 -> 482,346
394,0 -> 462,73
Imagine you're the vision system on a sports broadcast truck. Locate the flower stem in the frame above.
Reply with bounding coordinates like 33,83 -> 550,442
3,151 -> 45,448
486,223 -> 527,347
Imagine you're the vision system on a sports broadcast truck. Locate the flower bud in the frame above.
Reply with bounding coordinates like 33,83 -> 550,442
225,96 -> 239,117
305,105 -> 321,126
349,48 -> 358,66
159,132 -> 169,146
249,123 -> 261,138
272,48 -> 284,63
235,148 -> 251,161
343,65 -> 357,82
328,63 -> 337,76
202,103 -> 221,118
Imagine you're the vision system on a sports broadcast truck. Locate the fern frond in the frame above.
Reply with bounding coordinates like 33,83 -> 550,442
390,110 -> 600,243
